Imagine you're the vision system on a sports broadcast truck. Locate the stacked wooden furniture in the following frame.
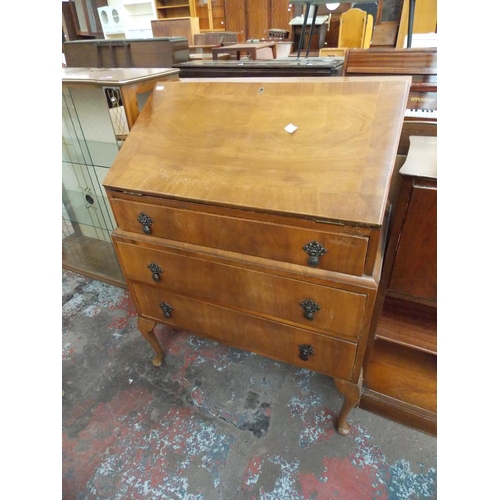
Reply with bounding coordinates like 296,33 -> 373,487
63,37 -> 189,68
103,77 -> 410,436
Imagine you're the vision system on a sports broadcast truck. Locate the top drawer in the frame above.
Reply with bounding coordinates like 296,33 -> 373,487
109,194 -> 371,276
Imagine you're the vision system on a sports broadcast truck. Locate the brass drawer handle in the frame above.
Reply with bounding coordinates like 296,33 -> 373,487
138,212 -> 153,234
147,262 -> 163,282
298,344 -> 314,361
159,302 -> 173,318
299,299 -> 321,321
303,240 -> 327,267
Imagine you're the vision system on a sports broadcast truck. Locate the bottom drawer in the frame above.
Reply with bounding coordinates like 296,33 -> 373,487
132,282 -> 357,381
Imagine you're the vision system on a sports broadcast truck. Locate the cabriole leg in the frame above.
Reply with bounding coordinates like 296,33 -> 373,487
333,369 -> 363,436
137,317 -> 163,367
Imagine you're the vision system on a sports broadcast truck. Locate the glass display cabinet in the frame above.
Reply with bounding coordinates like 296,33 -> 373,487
62,67 -> 179,286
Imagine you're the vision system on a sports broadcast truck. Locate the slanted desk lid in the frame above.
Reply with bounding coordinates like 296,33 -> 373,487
104,77 -> 410,226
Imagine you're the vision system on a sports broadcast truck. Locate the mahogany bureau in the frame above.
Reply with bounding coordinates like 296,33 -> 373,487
103,77 -> 410,435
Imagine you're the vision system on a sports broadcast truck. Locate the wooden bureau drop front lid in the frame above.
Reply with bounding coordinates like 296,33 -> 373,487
104,77 -> 411,227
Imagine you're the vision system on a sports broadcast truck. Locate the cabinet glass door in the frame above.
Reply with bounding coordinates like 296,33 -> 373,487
195,0 -> 225,31
62,84 -> 125,286
211,0 -> 226,31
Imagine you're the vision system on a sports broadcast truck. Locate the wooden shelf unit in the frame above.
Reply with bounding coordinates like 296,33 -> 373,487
195,0 -> 226,32
155,0 -> 195,19
154,1 -> 226,33
361,136 -> 437,436
376,296 -> 437,355
362,337 -> 437,434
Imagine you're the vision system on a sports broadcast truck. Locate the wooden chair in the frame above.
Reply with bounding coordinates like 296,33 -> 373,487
363,13 -> 374,48
338,8 -> 373,50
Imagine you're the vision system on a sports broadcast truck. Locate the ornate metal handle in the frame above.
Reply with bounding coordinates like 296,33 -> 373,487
298,344 -> 314,361
299,299 -> 321,321
147,262 -> 162,282
303,241 -> 327,267
159,302 -> 173,319
138,212 -> 153,235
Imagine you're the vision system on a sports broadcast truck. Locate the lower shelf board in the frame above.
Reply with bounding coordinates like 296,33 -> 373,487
360,388 -> 437,436
377,295 -> 437,354
62,233 -> 126,288
361,338 -> 436,435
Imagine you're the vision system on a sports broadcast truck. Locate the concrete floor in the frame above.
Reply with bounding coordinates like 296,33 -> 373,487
62,269 -> 437,499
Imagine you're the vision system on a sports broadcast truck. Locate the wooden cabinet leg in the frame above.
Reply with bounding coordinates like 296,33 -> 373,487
333,369 -> 363,436
137,317 -> 163,367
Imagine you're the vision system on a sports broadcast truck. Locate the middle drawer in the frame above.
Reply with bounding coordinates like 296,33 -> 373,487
115,240 -> 367,341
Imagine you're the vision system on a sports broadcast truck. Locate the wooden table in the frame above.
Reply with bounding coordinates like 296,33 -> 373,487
212,42 -> 277,60
174,58 -> 344,78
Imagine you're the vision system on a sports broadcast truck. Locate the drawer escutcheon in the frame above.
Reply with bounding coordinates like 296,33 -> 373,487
299,298 -> 321,321
147,262 -> 163,282
303,240 -> 327,267
298,344 -> 314,361
138,212 -> 154,234
159,302 -> 173,318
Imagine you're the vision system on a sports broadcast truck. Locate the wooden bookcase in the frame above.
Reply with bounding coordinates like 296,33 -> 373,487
154,1 -> 226,33
154,0 -> 195,20
194,0 -> 226,32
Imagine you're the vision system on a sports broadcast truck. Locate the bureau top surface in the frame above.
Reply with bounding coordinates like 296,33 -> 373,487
104,77 -> 410,226
62,67 -> 179,85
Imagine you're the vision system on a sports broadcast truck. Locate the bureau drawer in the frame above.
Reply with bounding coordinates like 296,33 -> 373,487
132,282 -> 357,380
110,197 -> 370,276
115,240 -> 367,341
